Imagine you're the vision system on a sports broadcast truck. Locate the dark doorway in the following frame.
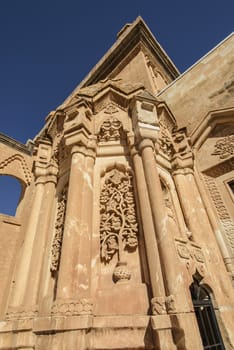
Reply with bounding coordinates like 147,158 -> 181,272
190,280 -> 225,350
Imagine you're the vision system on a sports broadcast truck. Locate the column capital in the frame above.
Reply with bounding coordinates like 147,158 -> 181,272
33,137 -> 58,184
71,137 -> 97,160
34,162 -> 58,185
171,127 -> 194,173
131,92 -> 160,143
138,138 -> 155,153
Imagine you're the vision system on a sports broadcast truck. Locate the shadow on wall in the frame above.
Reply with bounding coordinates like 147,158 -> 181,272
0,175 -> 23,216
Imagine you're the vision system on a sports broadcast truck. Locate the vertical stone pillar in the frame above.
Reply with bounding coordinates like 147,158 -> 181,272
9,181 -> 44,309
55,140 -> 95,314
8,139 -> 56,312
139,139 -> 190,310
173,168 -> 202,239
131,96 -> 203,349
24,167 -> 58,307
130,146 -> 165,300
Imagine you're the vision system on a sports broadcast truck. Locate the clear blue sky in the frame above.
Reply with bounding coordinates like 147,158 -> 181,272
0,0 -> 233,215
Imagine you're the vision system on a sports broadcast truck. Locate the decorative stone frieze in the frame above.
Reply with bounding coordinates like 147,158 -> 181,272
6,306 -> 38,320
51,299 -> 93,316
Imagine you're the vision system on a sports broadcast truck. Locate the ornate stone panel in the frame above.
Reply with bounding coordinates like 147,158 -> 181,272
98,118 -> 125,142
212,135 -> 234,159
175,239 -> 206,278
203,174 -> 234,254
100,168 -> 138,282
50,186 -> 68,274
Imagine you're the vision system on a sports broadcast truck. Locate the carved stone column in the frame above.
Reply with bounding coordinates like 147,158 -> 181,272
139,139 -> 190,309
55,137 -> 95,315
130,146 -> 165,302
8,139 -> 56,315
131,95 -> 203,350
24,162 -> 58,307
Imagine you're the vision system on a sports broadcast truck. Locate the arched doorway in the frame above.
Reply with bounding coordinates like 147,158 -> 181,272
190,280 -> 225,349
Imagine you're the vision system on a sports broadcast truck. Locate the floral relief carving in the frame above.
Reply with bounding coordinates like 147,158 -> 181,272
175,240 -> 206,278
157,113 -> 175,157
158,129 -> 173,157
212,135 -> 234,159
50,186 -> 68,274
151,297 -> 166,315
98,118 -> 125,142
100,168 -> 138,279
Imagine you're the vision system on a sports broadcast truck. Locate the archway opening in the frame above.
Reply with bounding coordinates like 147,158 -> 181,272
190,279 -> 225,350
0,175 -> 23,216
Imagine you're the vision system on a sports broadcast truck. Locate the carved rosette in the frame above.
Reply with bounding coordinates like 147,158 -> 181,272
212,135 -> 234,159
98,118 -> 125,142
50,186 -> 68,274
100,168 -> 138,281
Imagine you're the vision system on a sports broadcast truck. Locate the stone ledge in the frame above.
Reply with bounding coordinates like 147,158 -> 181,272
0,315 -> 152,334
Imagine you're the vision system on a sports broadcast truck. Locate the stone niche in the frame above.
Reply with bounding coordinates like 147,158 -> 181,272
197,122 -> 234,260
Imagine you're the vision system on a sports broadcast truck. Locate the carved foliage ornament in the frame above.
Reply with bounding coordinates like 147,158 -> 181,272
98,118 -> 125,142
100,169 -> 138,264
212,135 -> 234,159
50,186 -> 68,274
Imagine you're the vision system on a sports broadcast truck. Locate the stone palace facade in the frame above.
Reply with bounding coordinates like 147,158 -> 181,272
0,17 -> 233,350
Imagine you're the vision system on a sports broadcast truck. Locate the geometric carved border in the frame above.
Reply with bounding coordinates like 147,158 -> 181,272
203,174 -> 234,254
0,154 -> 32,185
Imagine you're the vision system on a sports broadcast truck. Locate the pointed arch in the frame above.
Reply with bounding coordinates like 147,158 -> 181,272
0,153 -> 32,186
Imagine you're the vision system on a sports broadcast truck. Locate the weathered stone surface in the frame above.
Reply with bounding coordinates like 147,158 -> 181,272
0,16 -> 233,350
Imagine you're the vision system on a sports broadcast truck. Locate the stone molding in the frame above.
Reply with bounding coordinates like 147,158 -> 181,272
51,299 -> 93,316
6,305 -> 38,320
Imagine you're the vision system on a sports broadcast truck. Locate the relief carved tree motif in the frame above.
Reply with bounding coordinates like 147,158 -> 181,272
100,168 -> 138,282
